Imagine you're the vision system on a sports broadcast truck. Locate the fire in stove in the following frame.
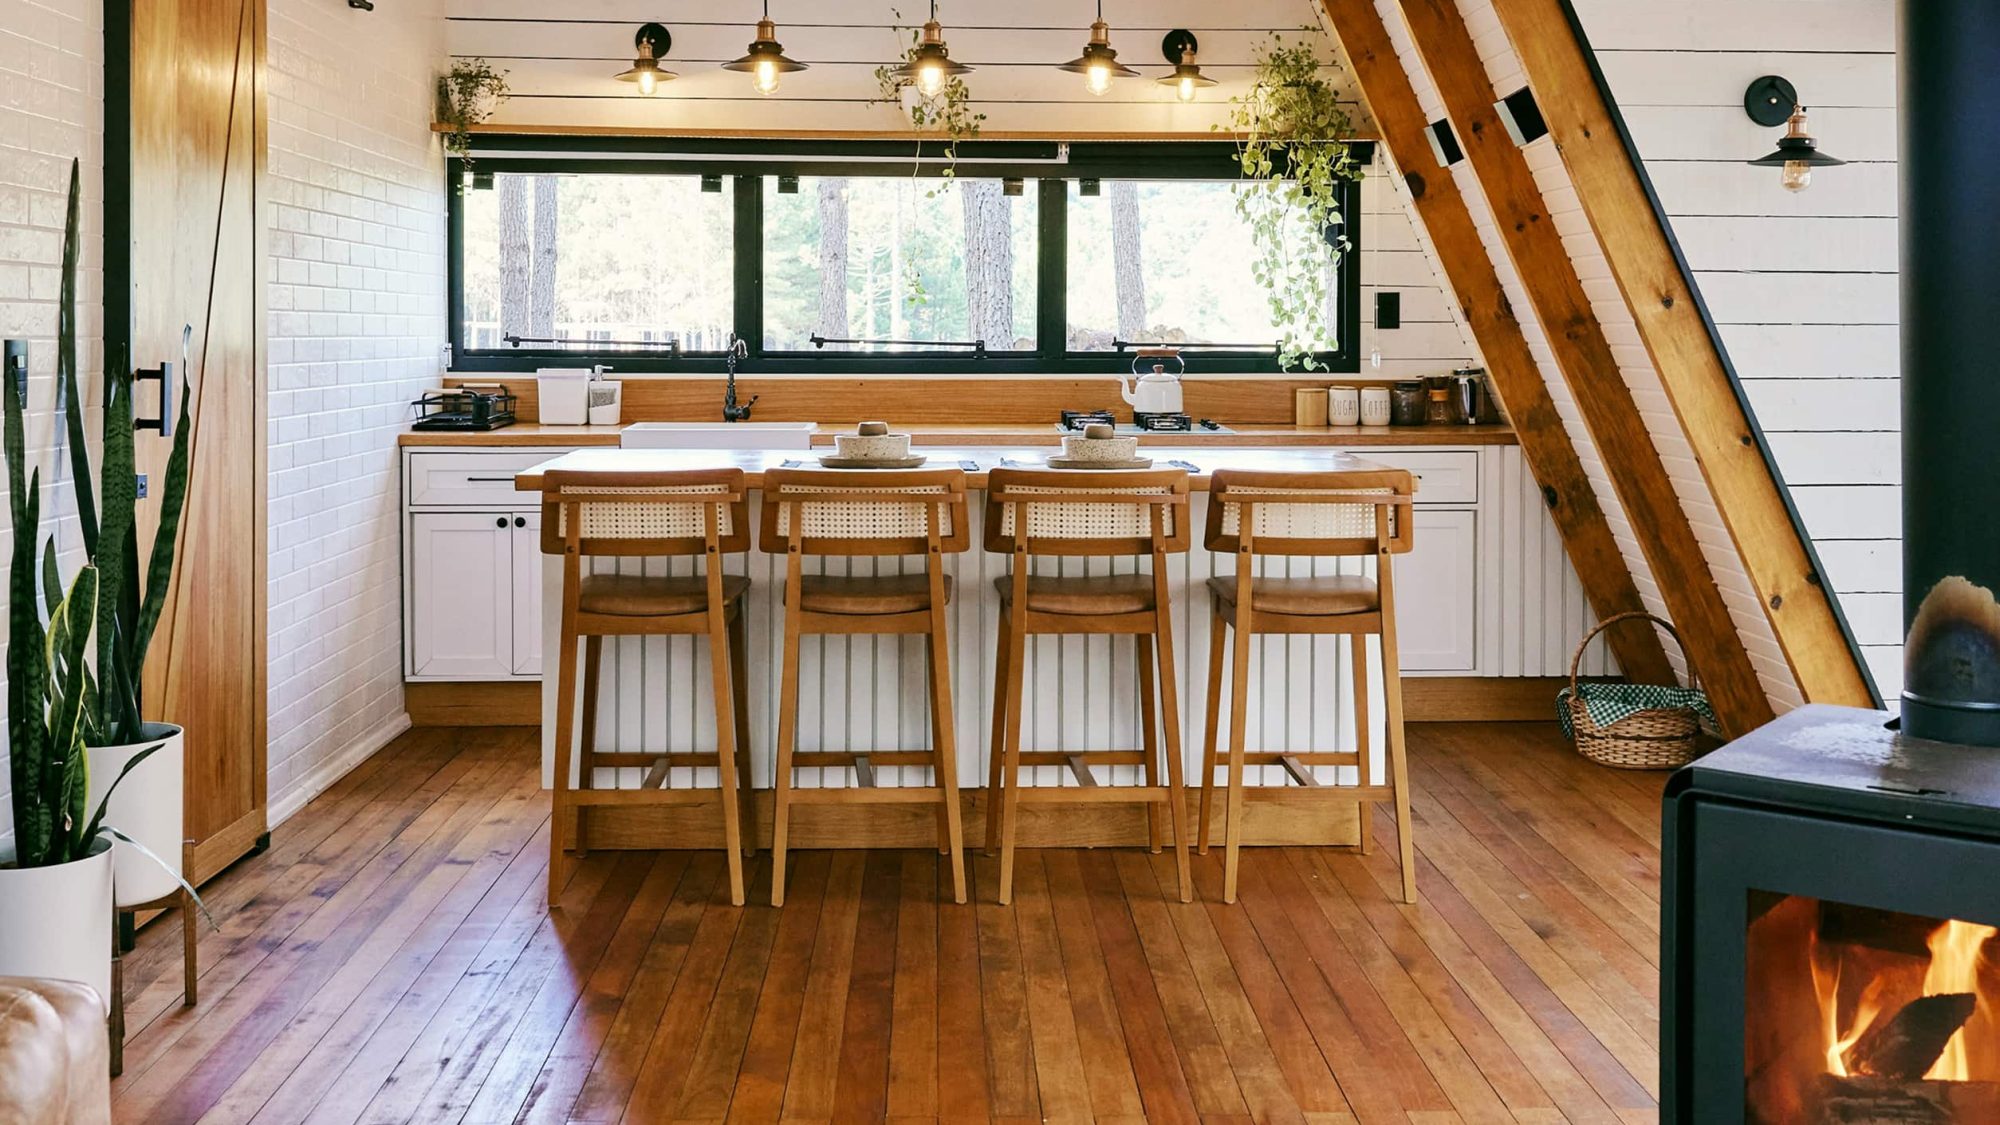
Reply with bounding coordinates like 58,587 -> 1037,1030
1748,894 -> 2000,1122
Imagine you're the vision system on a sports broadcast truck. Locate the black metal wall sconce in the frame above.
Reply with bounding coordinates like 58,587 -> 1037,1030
614,23 -> 675,97
1157,30 -> 1215,103
1744,75 -> 1845,193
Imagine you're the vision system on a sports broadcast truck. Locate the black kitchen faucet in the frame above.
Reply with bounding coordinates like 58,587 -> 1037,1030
723,336 -> 757,422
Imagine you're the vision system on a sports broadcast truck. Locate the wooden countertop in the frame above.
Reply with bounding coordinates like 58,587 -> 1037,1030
514,445 -> 1401,492
401,421 -> 1515,449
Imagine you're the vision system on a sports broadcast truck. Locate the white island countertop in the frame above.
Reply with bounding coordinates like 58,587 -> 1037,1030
513,444 -> 1399,493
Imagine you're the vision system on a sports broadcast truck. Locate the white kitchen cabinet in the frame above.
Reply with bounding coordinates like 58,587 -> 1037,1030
1393,508 -> 1478,672
408,511 -> 516,679
510,510 -> 544,676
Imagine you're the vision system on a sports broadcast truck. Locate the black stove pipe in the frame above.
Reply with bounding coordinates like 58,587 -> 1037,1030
1901,0 -> 2000,744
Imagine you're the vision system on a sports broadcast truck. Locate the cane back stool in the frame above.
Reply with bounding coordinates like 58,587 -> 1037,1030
541,467 -> 756,907
1197,467 -> 1418,904
761,468 -> 972,906
983,467 -> 1193,905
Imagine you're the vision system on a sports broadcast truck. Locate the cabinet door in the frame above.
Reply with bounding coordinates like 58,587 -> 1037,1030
1393,509 -> 1478,672
409,512 -> 514,679
511,511 -> 544,676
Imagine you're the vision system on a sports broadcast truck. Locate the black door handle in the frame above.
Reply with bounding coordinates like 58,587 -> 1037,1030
514,516 -> 527,528
495,517 -> 508,528
134,324 -> 189,436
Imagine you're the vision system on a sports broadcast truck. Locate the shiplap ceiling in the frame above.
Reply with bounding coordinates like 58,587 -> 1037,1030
446,0 -> 1374,134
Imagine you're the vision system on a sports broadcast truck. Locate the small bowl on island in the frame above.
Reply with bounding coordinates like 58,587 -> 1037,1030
820,421 -> 926,468
1048,423 -> 1150,469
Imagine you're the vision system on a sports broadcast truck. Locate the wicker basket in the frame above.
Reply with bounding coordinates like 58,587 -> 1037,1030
1564,611 -> 1712,770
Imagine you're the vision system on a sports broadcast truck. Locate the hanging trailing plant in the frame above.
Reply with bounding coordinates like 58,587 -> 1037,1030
1222,33 -> 1362,370
437,58 -> 510,163
874,18 -> 984,186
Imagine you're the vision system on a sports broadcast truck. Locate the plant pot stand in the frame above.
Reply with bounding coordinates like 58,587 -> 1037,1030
107,885 -> 197,1077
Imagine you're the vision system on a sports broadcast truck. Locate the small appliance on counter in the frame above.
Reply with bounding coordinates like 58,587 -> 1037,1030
1453,366 -> 1489,424
410,384 -> 518,431
819,421 -> 925,468
1058,409 -> 1227,434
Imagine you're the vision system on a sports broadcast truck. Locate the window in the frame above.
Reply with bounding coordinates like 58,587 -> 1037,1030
762,175 -> 1038,353
449,141 -> 1362,374
459,172 -> 734,353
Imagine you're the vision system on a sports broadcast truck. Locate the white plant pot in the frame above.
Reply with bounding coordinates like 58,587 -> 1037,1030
87,722 -> 184,908
0,837 -> 114,1014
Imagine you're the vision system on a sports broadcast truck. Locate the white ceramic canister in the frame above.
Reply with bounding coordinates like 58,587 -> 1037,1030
1359,386 -> 1392,427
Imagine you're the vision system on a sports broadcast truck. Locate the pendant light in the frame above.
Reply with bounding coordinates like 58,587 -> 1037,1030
724,0 -> 808,96
890,1 -> 972,98
1059,0 -> 1138,96
614,22 -> 674,96
1155,29 -> 1215,104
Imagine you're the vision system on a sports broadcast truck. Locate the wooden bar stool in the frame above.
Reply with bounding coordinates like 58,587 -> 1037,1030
762,468 -> 971,906
542,467 -> 756,907
1196,468 -> 1418,904
983,467 -> 1193,905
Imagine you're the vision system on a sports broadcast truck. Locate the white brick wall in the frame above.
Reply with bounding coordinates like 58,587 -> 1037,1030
0,0 -> 101,840
266,0 -> 445,822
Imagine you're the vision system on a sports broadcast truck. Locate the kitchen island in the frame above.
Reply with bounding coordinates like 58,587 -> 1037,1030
505,444 -> 1492,850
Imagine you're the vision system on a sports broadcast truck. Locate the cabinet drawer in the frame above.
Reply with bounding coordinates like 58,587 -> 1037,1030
1376,450 -> 1478,505
407,450 -> 553,508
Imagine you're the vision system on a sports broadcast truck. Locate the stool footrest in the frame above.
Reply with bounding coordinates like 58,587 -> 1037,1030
1014,784 -> 1170,805
1232,782 -> 1396,803
1015,749 -> 1149,768
565,787 -> 717,807
787,785 -> 947,805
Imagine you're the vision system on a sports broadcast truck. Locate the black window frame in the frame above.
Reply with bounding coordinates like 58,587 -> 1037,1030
447,137 -> 1367,376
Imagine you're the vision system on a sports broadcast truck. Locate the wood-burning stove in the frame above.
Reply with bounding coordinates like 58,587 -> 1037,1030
1664,705 -> 2000,1122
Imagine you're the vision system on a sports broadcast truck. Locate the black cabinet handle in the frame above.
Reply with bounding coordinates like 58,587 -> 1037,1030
134,324 -> 189,436
514,516 -> 527,528
495,517 -> 508,528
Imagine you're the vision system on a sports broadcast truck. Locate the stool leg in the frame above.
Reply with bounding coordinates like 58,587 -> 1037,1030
708,621 -> 746,907
771,602 -> 803,907
549,613 -> 581,907
576,635 -> 602,857
1223,609 -> 1254,904
1351,632 -> 1373,856
983,611 -> 1012,857
729,609 -> 757,858
181,887 -> 198,1007
1152,606 -> 1193,904
927,624 -> 967,905
1380,622 -> 1416,904
1198,603 -> 1227,855
1136,633 -> 1161,854
996,613 -> 1028,906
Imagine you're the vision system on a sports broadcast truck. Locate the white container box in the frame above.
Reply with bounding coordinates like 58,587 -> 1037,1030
536,368 -> 590,425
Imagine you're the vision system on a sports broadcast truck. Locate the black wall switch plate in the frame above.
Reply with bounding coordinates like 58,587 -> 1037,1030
1375,291 -> 1401,330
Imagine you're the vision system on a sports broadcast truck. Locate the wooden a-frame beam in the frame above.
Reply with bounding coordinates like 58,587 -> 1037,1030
1390,0 -> 1771,734
1315,0 -> 1674,685
1486,0 -> 1875,709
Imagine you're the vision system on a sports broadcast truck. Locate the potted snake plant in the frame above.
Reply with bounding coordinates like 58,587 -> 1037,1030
50,158 -> 197,910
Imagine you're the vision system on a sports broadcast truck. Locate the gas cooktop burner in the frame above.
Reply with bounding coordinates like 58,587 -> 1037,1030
1056,410 -> 1231,435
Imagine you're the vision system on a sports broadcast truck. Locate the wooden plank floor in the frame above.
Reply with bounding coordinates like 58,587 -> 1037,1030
110,722 -> 1664,1124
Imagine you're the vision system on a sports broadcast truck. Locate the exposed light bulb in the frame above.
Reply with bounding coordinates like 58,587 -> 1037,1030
753,56 -> 780,95
915,58 -> 946,96
636,67 -> 658,96
1085,61 -> 1113,96
1176,74 -> 1197,103
1782,160 -> 1812,193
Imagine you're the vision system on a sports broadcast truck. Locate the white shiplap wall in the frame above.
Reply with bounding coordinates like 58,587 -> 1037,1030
1567,0 -> 1899,701
0,0 -> 102,843
265,0 -> 449,822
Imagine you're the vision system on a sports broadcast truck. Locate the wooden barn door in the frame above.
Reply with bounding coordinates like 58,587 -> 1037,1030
109,0 -> 268,883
